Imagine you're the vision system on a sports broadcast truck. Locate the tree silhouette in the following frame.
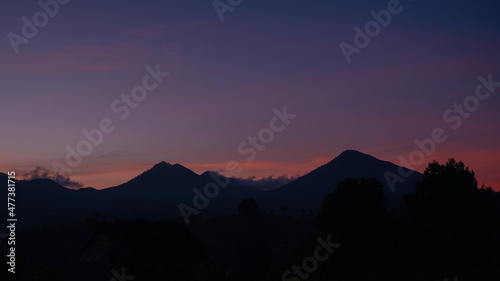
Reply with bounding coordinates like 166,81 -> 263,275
403,159 -> 495,270
414,158 -> 477,196
315,177 -> 393,273
237,198 -> 260,217
280,205 -> 287,216
316,177 -> 387,236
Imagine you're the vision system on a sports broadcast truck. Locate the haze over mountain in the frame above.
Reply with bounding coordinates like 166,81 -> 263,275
2,150 -> 421,229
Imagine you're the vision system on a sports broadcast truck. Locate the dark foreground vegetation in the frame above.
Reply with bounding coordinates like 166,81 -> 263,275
2,159 -> 499,281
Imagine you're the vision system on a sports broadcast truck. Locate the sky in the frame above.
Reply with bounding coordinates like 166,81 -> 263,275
1,0 -> 499,190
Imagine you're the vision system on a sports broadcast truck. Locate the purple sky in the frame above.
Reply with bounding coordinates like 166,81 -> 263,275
1,0 -> 499,190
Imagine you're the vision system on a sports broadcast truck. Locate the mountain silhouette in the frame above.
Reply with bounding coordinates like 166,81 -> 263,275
5,150 -> 421,229
265,150 -> 421,215
101,161 -> 205,201
107,161 -> 202,192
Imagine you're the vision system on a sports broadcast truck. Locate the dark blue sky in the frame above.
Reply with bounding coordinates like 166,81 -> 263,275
1,0 -> 499,189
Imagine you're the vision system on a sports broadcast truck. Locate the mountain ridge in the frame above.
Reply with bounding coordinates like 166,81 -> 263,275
3,150 -> 422,229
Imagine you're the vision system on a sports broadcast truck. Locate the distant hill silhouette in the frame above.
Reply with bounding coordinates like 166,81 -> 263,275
105,161 -> 203,194
265,150 -> 421,215
7,157 -> 500,281
4,150 -> 422,229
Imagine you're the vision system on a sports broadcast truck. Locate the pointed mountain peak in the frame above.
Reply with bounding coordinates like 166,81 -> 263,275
339,149 -> 362,155
108,160 -> 202,192
337,149 -> 371,158
332,150 -> 379,163
143,161 -> 192,175
125,161 -> 199,185
273,149 -> 421,202
150,161 -> 187,170
152,161 -> 172,169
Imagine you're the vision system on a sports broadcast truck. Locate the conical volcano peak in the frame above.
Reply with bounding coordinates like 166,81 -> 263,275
338,149 -> 370,158
152,161 -> 171,168
142,161 -> 195,177
330,150 -> 380,164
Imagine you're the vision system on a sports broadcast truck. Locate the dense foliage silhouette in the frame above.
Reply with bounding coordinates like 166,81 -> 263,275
2,155 -> 499,280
